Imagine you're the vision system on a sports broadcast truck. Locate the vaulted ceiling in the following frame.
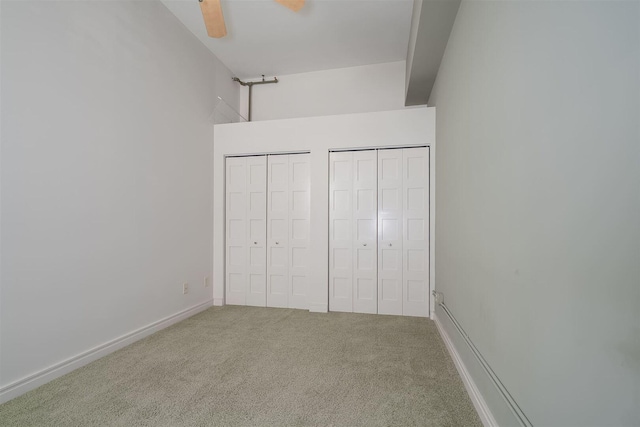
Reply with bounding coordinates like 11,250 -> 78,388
162,0 -> 461,105
161,0 -> 414,79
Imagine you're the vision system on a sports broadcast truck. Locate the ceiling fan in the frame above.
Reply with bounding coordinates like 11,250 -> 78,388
198,0 -> 305,38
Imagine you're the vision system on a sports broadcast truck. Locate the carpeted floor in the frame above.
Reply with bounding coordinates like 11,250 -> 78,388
0,306 -> 482,426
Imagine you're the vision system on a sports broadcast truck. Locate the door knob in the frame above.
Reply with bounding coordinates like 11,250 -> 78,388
389,243 -> 392,247
363,243 -> 367,246
275,241 -> 280,245
254,241 -> 257,245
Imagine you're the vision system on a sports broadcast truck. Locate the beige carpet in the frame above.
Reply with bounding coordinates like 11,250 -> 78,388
0,306 -> 482,426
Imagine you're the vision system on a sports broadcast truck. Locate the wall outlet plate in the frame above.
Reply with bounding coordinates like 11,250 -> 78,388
183,283 -> 189,294
434,291 -> 444,304
204,276 -> 209,287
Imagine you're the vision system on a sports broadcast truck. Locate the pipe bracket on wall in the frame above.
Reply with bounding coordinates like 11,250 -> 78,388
232,74 -> 279,122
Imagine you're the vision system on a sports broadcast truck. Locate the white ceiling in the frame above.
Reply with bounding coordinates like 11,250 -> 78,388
161,0 -> 414,79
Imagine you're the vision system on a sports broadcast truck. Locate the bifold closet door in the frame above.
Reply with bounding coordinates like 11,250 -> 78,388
378,147 -> 430,317
225,156 -> 267,306
288,154 -> 311,309
329,152 -> 353,312
267,154 -> 310,309
245,156 -> 268,306
353,151 -> 378,314
330,147 -> 430,317
267,155 -> 289,307
401,147 -> 429,317
329,150 -> 378,314
377,149 -> 404,315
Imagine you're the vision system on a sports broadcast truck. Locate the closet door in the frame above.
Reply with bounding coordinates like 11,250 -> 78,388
225,157 -> 248,305
226,156 -> 267,306
377,149 -> 404,316
329,152 -> 353,312
352,151 -> 378,314
402,147 -> 430,317
245,156 -> 267,306
288,154 -> 310,310
267,155 -> 290,308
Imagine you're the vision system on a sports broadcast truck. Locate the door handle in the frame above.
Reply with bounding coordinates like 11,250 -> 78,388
275,241 -> 280,245
389,243 -> 392,247
363,243 -> 367,246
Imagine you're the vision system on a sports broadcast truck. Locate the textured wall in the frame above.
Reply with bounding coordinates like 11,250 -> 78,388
1,0 -> 238,390
429,1 -> 640,425
242,61 -> 409,121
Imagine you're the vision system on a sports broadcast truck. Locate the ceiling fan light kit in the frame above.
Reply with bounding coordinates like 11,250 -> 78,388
199,0 -> 304,39
274,0 -> 305,12
199,0 -> 226,38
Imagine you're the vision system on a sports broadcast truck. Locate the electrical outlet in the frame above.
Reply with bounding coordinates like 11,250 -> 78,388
183,283 -> 189,294
204,276 -> 209,287
433,291 -> 444,304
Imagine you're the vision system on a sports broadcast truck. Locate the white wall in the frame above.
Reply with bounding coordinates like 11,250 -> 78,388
240,61 -> 409,121
429,1 -> 640,426
405,0 -> 422,100
0,0 -> 239,400
213,108 -> 435,315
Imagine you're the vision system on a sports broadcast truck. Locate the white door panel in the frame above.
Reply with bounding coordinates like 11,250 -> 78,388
226,157 -> 247,305
289,154 -> 310,310
352,150 -> 377,314
226,156 -> 267,307
267,155 -> 289,308
378,149 -> 403,316
245,156 -> 267,306
403,147 -> 429,317
329,151 -> 353,312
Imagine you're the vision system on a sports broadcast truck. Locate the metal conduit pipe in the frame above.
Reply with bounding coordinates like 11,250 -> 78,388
232,75 -> 279,122
433,290 -> 533,427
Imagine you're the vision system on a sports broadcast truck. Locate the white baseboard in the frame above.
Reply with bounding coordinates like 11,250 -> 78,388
434,313 -> 498,427
0,299 -> 213,405
213,298 -> 224,306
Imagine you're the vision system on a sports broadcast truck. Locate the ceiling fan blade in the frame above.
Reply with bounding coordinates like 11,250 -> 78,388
275,0 -> 305,12
199,0 -> 227,38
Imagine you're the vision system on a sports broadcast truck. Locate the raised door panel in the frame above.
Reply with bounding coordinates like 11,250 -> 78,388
245,156 -> 267,307
352,150 -> 378,314
289,154 -> 310,310
403,147 -> 429,317
377,149 -> 403,316
329,152 -> 353,312
267,155 -> 289,308
226,157 -> 247,305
